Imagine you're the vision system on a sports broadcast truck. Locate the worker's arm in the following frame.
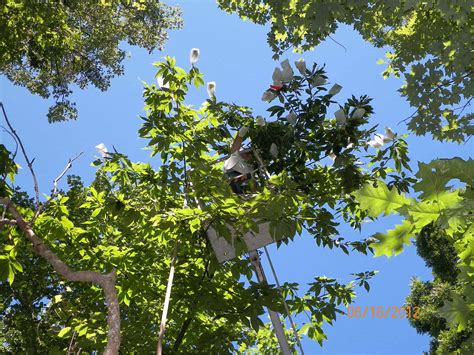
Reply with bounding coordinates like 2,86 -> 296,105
231,126 -> 249,154
230,135 -> 243,154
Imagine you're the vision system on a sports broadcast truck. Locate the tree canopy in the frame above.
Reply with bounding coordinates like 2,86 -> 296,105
216,1 -> 473,350
218,0 -> 473,142
0,0 -> 182,122
1,1 -> 472,353
405,225 -> 472,354
0,55 -> 409,352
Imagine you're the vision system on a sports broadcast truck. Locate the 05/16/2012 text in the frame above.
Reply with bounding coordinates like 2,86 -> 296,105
346,306 -> 420,319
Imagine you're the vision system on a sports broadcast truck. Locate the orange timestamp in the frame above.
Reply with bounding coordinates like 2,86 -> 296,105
346,306 -> 421,319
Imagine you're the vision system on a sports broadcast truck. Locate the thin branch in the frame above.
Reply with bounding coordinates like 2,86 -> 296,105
0,198 -> 121,354
328,35 -> 347,51
0,103 -> 41,211
52,152 -> 84,197
172,258 -> 210,352
32,152 -> 84,218
67,331 -> 76,355
397,106 -> 421,126
455,97 -> 472,116
0,125 -> 19,160
264,246 -> 305,354
172,315 -> 194,352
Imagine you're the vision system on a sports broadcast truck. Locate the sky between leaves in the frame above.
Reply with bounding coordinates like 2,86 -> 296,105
1,0 -> 473,353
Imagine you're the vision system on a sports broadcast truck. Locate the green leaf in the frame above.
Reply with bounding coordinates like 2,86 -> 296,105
188,217 -> 201,234
53,295 -> 63,303
405,200 -> 442,229
354,182 -> 410,217
91,208 -> 101,218
307,324 -> 327,346
370,220 -> 414,257
60,216 -> 74,230
123,295 -> 130,306
11,260 -> 23,272
299,323 -> 310,335
8,264 -> 15,285
439,294 -> 474,331
415,158 -> 474,199
58,326 -> 72,338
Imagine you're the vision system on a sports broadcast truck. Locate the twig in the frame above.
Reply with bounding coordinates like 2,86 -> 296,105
0,125 -> 19,160
328,35 -> 347,51
52,152 -> 84,197
33,152 -> 85,218
67,330 -> 76,354
455,97 -> 472,116
0,198 -> 121,354
397,106 -> 421,126
0,103 -> 41,211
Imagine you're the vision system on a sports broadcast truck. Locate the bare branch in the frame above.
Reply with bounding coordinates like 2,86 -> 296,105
67,331 -> 77,355
455,97 -> 472,116
0,125 -> 19,160
0,103 -> 41,211
328,34 -> 347,51
52,152 -> 84,197
0,197 -> 121,354
32,152 -> 84,218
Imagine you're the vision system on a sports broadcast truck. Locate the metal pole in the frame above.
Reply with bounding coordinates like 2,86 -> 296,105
249,251 -> 292,355
264,246 -> 305,354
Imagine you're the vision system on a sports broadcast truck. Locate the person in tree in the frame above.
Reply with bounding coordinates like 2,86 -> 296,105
224,126 -> 257,194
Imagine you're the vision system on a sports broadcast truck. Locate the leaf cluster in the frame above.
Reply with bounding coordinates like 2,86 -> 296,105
0,56 -> 411,351
217,0 -> 473,142
355,157 -> 474,351
1,0 -> 182,122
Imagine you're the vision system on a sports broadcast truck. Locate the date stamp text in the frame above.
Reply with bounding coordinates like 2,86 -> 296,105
346,306 -> 420,319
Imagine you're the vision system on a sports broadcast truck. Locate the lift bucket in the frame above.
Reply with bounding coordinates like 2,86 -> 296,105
207,222 -> 276,263
192,147 -> 279,263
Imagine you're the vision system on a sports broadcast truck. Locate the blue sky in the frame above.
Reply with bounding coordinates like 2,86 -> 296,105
1,1 -> 472,353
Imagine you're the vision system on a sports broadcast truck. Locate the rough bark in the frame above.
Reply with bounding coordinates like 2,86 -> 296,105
0,198 -> 121,354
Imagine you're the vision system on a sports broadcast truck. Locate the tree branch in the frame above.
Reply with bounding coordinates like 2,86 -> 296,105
0,197 -> 121,354
172,314 -> 194,352
0,103 -> 40,212
172,258 -> 210,352
0,218 -> 17,227
52,152 -> 84,197
0,125 -> 19,160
